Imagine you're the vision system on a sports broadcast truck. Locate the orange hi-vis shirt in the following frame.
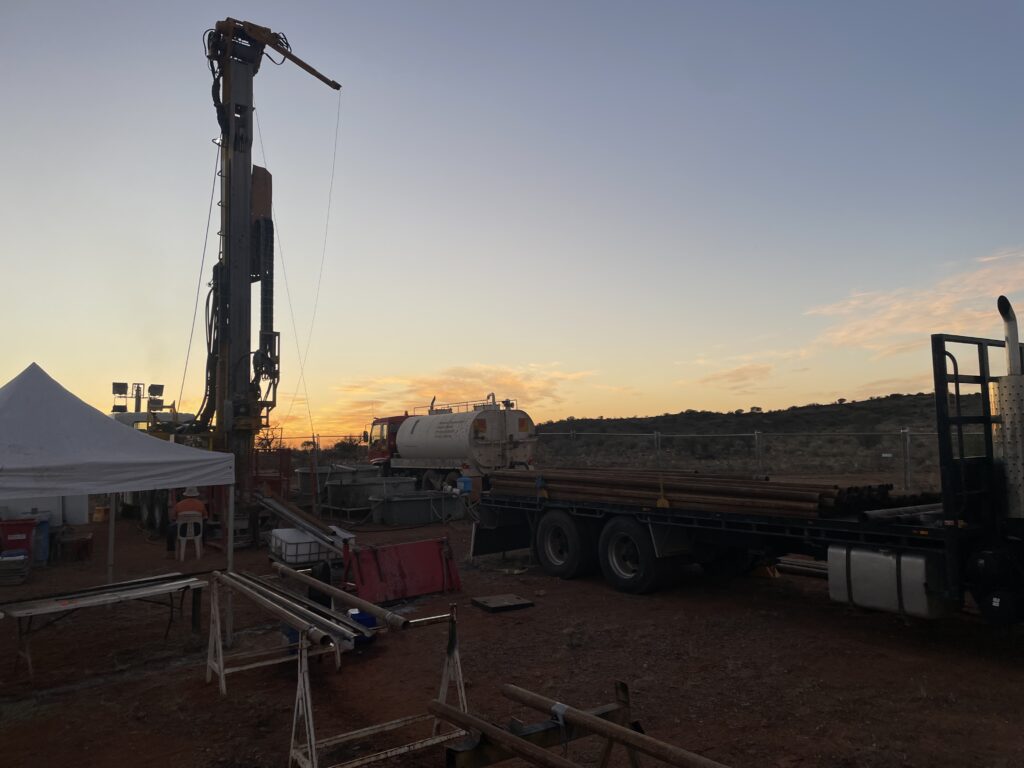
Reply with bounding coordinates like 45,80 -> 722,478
171,497 -> 208,522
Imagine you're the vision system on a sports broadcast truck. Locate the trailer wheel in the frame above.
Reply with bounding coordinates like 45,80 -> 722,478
598,517 -> 660,594
534,510 -> 597,579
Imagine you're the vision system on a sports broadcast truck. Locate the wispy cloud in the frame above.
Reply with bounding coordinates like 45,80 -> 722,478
977,247 -> 1021,264
807,248 -> 1024,357
676,347 -> 810,369
696,363 -> 774,391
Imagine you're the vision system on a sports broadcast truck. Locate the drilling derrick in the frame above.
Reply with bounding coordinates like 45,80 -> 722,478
197,19 -> 339,498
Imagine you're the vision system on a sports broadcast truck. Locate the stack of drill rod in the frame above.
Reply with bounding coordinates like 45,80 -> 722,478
488,468 -> 864,519
216,570 -> 371,646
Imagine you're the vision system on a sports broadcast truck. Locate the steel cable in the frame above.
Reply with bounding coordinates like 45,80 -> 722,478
177,142 -> 221,413
282,89 -> 343,437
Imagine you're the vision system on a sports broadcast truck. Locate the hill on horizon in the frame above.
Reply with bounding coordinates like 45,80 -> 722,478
533,392 -> 962,492
537,391 -> 941,435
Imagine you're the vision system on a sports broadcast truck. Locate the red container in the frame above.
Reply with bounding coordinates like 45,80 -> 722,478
0,519 -> 37,554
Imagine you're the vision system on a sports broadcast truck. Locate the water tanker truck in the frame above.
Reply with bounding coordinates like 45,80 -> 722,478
367,395 -> 536,488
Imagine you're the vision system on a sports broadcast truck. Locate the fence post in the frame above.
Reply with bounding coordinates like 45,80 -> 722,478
654,431 -> 661,451
753,431 -> 763,476
901,427 -> 911,491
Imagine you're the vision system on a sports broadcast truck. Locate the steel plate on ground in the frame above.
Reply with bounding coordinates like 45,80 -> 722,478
471,594 -> 535,613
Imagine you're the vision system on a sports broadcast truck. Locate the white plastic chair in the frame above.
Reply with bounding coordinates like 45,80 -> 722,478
176,512 -> 203,561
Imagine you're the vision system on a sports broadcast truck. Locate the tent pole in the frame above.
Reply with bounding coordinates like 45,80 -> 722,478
107,494 -> 117,584
226,484 -> 235,647
227,484 -> 235,572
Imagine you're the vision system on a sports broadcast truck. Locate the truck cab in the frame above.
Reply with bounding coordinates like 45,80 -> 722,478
367,415 -> 409,469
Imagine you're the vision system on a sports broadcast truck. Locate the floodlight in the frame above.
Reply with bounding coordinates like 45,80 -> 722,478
148,397 -> 164,411
112,382 -> 128,396
148,384 -> 164,397
112,404 -> 127,413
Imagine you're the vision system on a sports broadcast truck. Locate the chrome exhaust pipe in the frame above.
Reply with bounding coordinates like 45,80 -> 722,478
998,295 -> 1021,375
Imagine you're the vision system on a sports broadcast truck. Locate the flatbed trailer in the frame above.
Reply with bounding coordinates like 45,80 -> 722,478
473,481 -> 950,608
475,495 -> 948,559
471,297 -> 1024,624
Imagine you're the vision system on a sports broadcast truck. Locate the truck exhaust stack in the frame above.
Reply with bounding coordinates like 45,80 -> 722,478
998,295 -> 1021,375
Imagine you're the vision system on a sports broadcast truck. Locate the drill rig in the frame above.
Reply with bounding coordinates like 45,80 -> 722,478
192,19 -> 339,498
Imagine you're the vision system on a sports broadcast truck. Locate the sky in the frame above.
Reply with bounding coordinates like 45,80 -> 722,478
1,1 -> 1022,439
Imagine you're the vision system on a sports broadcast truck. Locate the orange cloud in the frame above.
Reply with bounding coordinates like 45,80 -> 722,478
271,363 -> 594,438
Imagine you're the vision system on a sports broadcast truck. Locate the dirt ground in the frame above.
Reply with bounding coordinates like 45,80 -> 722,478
1,515 -> 1023,768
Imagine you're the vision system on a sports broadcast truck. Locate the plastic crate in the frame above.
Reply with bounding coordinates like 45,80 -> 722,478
0,549 -> 31,585
269,528 -> 333,565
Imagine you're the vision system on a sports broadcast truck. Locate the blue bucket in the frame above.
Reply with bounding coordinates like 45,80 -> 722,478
281,623 -> 300,654
351,610 -> 377,645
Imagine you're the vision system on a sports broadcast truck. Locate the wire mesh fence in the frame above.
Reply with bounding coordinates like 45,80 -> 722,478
533,429 -> 943,492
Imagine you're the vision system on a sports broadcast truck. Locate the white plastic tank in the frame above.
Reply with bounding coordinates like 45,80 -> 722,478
394,406 -> 536,473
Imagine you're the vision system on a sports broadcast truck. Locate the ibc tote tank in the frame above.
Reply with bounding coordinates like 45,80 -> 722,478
394,406 -> 536,473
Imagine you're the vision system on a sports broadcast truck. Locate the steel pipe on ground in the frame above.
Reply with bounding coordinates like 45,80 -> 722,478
272,562 -> 409,631
426,701 -> 580,768
775,558 -> 828,579
500,684 -> 730,768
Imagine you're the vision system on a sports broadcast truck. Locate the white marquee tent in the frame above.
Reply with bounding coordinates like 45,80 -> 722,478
0,363 -> 235,580
0,363 -> 233,499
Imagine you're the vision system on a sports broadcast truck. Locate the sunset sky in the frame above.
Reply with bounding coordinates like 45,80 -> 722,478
1,1 -> 1021,438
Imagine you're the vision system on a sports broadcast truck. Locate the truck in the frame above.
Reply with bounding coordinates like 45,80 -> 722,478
367,395 -> 537,488
471,296 -> 1024,625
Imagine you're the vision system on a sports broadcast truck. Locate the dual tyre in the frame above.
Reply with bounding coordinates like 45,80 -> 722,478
534,512 -> 665,593
534,510 -> 597,579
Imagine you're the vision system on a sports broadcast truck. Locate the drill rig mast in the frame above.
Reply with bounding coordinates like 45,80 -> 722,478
198,19 -> 339,495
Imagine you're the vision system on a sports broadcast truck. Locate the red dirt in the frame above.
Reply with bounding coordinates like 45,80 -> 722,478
1,518 -> 1023,767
